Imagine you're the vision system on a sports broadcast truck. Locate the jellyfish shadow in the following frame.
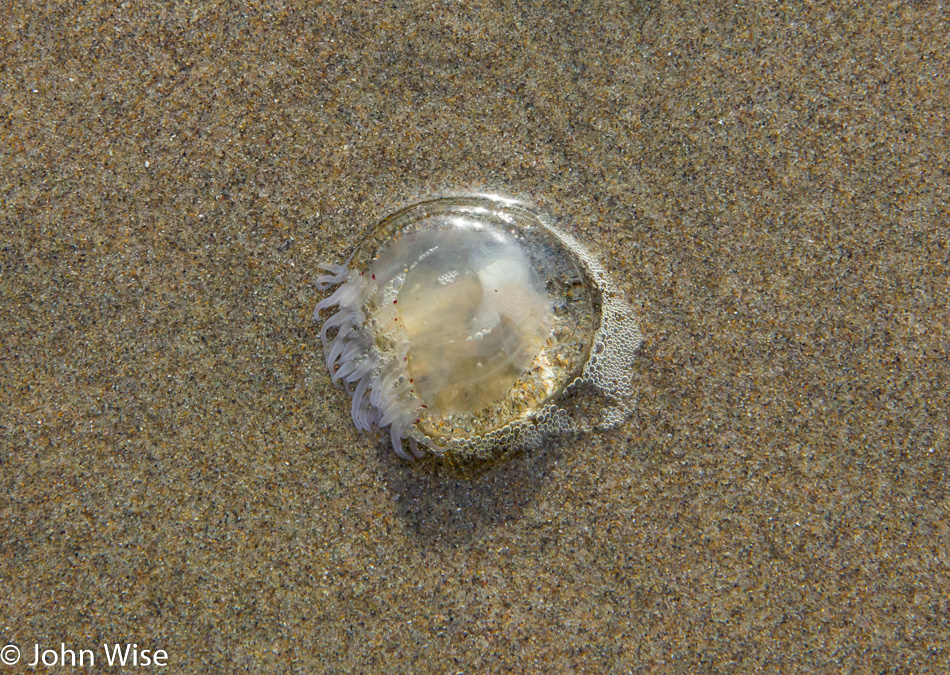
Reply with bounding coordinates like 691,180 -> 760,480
376,437 -> 564,549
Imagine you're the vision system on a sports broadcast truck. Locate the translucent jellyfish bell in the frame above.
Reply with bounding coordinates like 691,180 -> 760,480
314,195 -> 643,462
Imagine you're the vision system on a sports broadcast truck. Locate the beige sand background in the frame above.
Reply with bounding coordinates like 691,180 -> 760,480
1,0 -> 947,671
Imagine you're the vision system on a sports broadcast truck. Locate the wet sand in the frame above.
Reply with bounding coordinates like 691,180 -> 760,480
1,1 -> 947,671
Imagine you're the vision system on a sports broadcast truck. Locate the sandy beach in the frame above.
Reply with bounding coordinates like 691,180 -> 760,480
1,0 -> 947,671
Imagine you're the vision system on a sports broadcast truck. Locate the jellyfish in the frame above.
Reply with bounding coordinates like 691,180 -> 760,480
314,195 -> 642,461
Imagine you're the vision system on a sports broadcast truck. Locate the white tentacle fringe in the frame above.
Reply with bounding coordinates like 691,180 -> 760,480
315,267 -> 423,458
